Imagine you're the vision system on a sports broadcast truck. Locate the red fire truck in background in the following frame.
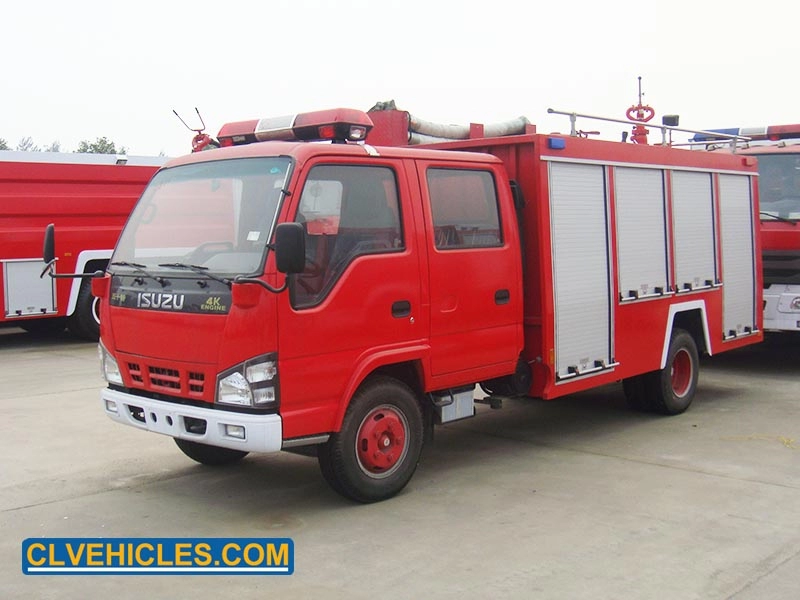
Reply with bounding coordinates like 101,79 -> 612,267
51,106 -> 762,502
1,151 -> 164,339
692,125 -> 800,332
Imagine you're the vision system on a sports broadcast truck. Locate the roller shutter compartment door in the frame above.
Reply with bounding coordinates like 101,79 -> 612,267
719,174 -> 757,337
671,171 -> 717,291
615,167 -> 669,300
548,162 -> 613,380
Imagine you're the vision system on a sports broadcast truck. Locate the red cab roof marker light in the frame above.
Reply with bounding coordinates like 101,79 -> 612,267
217,109 -> 374,147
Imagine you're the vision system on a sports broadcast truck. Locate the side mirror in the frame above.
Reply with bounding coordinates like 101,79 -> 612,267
40,223 -> 101,280
40,223 -> 57,278
43,223 -> 56,265
274,222 -> 306,274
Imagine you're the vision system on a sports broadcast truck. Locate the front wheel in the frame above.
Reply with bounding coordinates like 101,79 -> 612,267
318,376 -> 424,503
174,438 -> 249,466
648,328 -> 699,415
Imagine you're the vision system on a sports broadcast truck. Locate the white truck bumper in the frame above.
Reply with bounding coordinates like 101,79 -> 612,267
763,284 -> 800,331
101,387 -> 283,453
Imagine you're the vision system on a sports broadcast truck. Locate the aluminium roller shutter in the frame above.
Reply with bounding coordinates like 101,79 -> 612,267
548,162 -> 613,380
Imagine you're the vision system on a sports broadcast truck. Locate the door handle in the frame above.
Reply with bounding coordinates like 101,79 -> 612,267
392,300 -> 411,318
495,289 -> 510,305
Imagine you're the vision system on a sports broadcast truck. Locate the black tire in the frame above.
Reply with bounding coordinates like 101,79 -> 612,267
68,280 -> 100,341
174,438 -> 249,466
622,374 -> 652,411
20,317 -> 67,336
647,328 -> 699,415
317,376 -> 424,503
480,357 -> 532,397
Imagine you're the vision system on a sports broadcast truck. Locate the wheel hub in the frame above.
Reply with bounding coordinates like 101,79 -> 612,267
356,406 -> 407,475
671,348 -> 692,398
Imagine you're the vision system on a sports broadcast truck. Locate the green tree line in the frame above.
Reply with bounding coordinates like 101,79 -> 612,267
0,136 -> 127,154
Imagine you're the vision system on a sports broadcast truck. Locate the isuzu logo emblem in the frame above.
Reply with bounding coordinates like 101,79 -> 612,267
136,292 -> 186,310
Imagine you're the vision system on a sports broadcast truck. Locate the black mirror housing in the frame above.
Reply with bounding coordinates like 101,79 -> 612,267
274,222 -> 306,274
43,223 -> 56,265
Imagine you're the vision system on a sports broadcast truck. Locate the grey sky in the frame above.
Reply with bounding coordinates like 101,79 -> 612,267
3,0 -> 795,157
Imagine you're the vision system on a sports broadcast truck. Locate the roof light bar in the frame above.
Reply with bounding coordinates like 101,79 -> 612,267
217,108 -> 374,147
217,119 -> 260,147
691,124 -> 800,143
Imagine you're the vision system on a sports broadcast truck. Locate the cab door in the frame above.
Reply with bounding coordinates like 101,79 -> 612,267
276,159 -> 424,438
416,161 -> 523,383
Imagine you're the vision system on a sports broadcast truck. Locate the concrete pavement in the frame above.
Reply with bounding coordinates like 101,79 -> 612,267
1,328 -> 798,599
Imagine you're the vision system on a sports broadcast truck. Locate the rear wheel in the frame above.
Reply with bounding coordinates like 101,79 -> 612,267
174,438 -> 249,466
647,328 -> 699,415
68,280 -> 100,340
20,317 -> 67,336
622,374 -> 651,411
318,376 -> 423,503
480,357 -> 532,397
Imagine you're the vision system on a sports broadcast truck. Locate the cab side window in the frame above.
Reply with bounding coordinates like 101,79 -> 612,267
290,164 -> 403,308
427,168 -> 502,249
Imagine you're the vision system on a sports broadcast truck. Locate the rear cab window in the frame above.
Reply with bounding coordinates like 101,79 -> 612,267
426,168 -> 503,250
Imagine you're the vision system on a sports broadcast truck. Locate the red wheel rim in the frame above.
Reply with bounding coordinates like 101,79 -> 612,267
671,349 -> 692,398
355,405 -> 409,479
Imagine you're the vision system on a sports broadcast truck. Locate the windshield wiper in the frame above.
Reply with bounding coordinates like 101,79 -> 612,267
760,211 -> 798,226
110,261 -> 168,286
158,262 -> 232,287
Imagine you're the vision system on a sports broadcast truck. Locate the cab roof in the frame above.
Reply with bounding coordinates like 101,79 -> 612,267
161,140 -> 505,170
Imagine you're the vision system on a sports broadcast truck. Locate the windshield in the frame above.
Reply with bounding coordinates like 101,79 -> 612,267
112,157 -> 292,276
758,153 -> 800,220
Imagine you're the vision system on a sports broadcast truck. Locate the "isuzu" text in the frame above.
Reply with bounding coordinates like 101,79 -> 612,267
136,292 -> 186,310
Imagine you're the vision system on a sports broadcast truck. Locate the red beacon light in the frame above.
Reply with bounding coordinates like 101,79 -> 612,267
217,108 -> 373,147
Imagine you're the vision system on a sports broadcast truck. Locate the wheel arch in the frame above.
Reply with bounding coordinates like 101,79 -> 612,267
661,300 -> 710,369
66,250 -> 111,316
332,349 -> 428,431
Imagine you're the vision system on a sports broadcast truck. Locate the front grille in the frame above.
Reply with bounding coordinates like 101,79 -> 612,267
149,366 -> 180,390
128,363 -> 143,383
188,372 -> 205,393
763,251 -> 800,286
125,362 -> 206,398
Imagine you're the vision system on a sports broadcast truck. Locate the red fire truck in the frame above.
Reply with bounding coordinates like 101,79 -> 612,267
692,125 -> 800,332
52,107 -> 761,502
1,151 -> 164,339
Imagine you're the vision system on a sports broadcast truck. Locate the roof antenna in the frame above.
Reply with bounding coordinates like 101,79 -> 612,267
173,107 -> 220,152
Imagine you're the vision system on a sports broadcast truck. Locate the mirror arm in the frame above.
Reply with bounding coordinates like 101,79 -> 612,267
233,276 -> 288,294
39,259 -> 57,278
40,264 -> 105,280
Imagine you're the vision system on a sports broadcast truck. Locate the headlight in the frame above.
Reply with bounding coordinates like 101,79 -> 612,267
218,371 -> 252,406
217,353 -> 279,408
246,360 -> 277,383
98,342 -> 123,385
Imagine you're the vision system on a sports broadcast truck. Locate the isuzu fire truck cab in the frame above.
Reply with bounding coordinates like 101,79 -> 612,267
693,124 -> 800,332
71,107 -> 762,502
